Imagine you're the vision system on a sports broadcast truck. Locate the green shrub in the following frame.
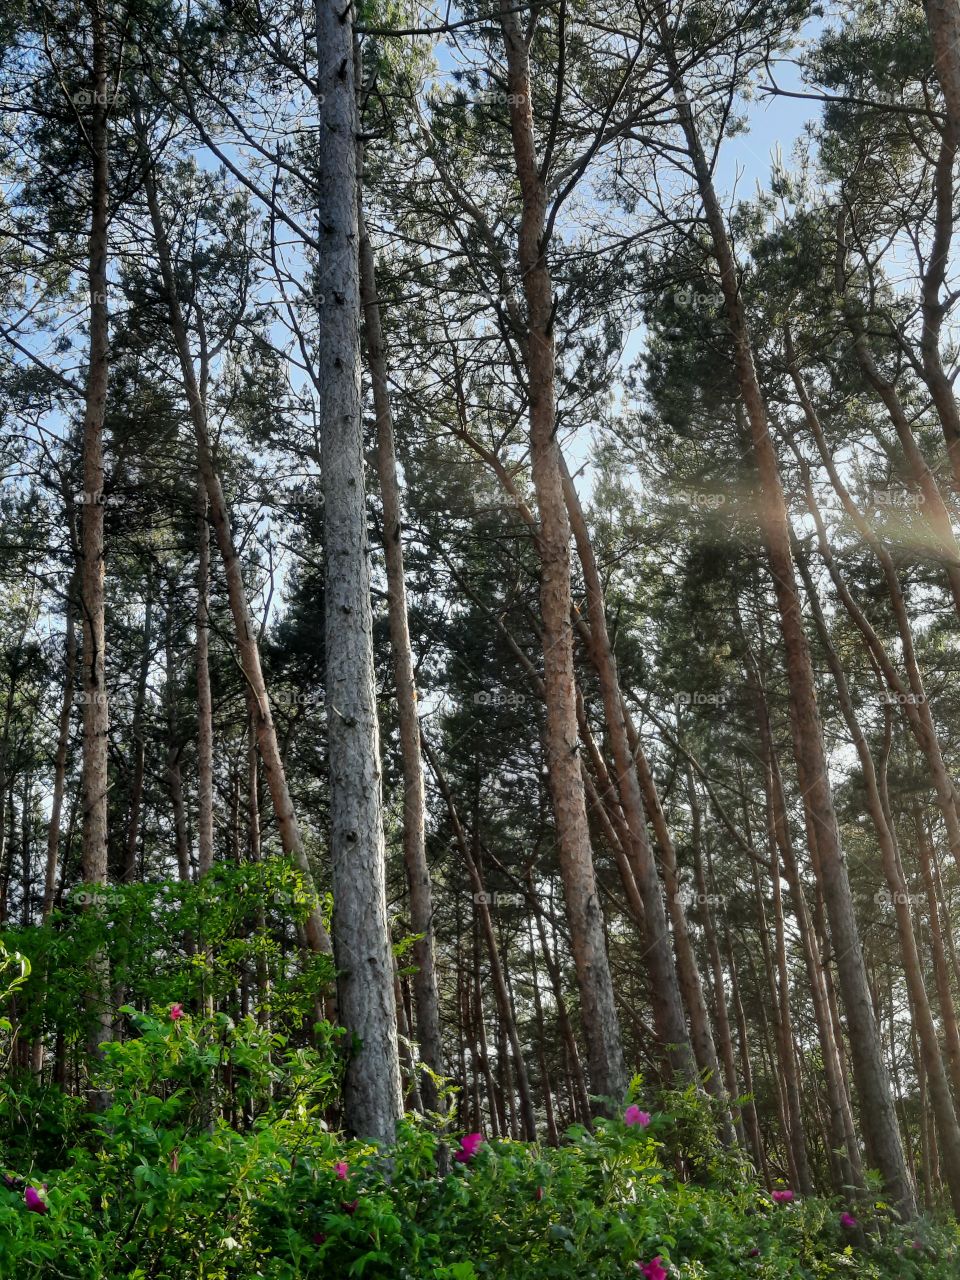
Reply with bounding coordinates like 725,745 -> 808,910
1,1005 -> 957,1278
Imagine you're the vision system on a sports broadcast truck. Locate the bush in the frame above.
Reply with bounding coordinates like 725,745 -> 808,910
0,1006 -> 957,1278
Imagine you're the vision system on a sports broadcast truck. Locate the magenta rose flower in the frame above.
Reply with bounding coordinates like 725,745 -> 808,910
637,1257 -> 667,1280
624,1105 -> 651,1128
453,1133 -> 485,1163
24,1186 -> 47,1215
772,1189 -> 794,1204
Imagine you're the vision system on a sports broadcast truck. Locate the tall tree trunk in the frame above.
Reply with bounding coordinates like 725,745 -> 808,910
724,922 -> 768,1181
915,812 -> 960,1102
123,578 -> 152,883
196,479 -> 214,876
315,0 -> 400,1141
687,769 -> 745,1147
424,738 -> 536,1138
44,579 -> 77,919
529,915 -> 560,1145
359,207 -> 443,1111
560,454 -> 702,1089
662,28 -> 915,1216
497,0 -> 626,1108
918,128 -> 960,489
795,554 -> 960,1206
745,632 -> 863,1192
925,0 -> 960,141
138,149 -> 329,956
79,0 -> 112,1066
164,597 -> 191,884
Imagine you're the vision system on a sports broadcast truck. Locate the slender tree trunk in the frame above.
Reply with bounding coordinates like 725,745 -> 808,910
758,748 -> 814,1195
794,554 -> 960,1205
424,739 -> 536,1137
724,923 -> 768,1182
662,29 -> 915,1215
925,0 -> 960,141
915,812 -> 960,1101
314,0 -> 400,1141
473,924 -> 500,1138
497,0 -> 625,1108
44,581 -> 77,919
79,0 -> 112,1066
530,877 -> 593,1129
196,479 -> 214,876
560,455 -> 704,1089
20,777 -> 32,928
687,770 -> 744,1146
746,633 -> 863,1192
359,207 -> 443,1111
529,915 -> 560,1145
123,579 -> 152,883
164,598 -> 190,884
139,151 -> 329,956
918,128 -> 960,489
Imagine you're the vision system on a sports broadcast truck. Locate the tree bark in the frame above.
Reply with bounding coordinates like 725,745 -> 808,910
560,455 -> 704,1090
43,578 -> 77,920
79,0 -> 112,1069
196,479 -> 214,876
661,29 -> 915,1215
497,0 -> 626,1107
359,206 -> 443,1112
79,0 -> 110,899
424,737 -> 536,1138
315,0 -> 401,1141
139,149 -> 330,955
925,0 -> 960,141
122,576 -> 152,883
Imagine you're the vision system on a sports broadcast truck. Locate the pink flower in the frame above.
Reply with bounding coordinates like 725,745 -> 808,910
772,1189 -> 794,1203
624,1105 -> 651,1128
840,1212 -> 857,1229
169,1003 -> 185,1021
24,1186 -> 47,1215
637,1257 -> 667,1280
453,1133 -> 484,1163
334,1161 -> 349,1180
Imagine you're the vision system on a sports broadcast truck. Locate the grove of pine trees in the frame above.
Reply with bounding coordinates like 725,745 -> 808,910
2,0 -> 960,1275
